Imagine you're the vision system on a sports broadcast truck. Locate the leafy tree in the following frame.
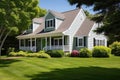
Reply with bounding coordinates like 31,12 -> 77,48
0,0 -> 46,57
67,0 -> 120,43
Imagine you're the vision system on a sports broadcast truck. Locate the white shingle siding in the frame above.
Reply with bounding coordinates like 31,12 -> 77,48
63,9 -> 86,52
55,18 -> 63,29
33,22 -> 40,32
88,23 -> 107,50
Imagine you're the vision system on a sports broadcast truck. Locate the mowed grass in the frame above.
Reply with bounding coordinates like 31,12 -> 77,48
0,56 -> 120,80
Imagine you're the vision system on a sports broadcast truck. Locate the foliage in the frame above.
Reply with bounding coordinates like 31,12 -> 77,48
37,53 -> 51,58
46,50 -> 64,57
92,46 -> 111,58
84,10 -> 94,19
64,52 -> 71,57
79,48 -> 92,57
7,47 -> 15,54
9,50 -> 51,58
0,0 -> 46,56
109,41 -> 120,56
9,51 -> 27,57
67,0 -> 120,43
71,50 -> 79,57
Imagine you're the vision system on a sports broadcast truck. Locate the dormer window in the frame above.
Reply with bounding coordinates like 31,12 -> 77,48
45,19 -> 55,28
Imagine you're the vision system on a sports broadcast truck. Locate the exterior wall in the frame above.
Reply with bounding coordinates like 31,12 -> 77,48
87,23 -> 107,50
73,36 -> 88,51
33,22 -> 40,32
55,18 -> 63,29
63,9 -> 86,52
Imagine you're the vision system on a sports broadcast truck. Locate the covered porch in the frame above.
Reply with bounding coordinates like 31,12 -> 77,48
19,35 -> 70,52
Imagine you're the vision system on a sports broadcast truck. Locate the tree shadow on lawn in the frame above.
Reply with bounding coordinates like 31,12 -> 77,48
26,66 -> 120,80
0,58 -> 22,67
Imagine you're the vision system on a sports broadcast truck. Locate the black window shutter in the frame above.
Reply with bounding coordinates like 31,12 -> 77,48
53,19 -> 55,27
84,37 -> 86,47
93,38 -> 96,46
75,37 -> 78,46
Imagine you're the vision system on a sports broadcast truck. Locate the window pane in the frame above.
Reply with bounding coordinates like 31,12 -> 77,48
59,39 -> 62,45
50,20 -> 52,27
79,39 -> 83,46
21,39 -> 24,46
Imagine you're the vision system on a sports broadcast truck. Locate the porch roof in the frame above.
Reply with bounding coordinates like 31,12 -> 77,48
17,31 -> 64,39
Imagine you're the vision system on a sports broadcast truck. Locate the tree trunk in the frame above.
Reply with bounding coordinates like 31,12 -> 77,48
0,30 -> 11,58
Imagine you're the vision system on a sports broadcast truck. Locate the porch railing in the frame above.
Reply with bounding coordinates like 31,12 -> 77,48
43,45 -> 69,51
20,46 -> 36,52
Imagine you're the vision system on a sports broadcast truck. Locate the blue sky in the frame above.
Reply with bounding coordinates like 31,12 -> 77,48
39,0 -> 95,14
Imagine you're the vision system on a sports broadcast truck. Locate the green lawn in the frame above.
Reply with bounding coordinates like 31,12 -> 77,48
0,56 -> 120,80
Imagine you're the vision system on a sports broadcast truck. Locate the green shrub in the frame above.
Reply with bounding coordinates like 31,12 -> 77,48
9,51 -> 27,57
92,46 -> 111,57
46,50 -> 64,57
109,41 -> 120,56
65,52 -> 71,57
38,50 -> 46,54
9,52 -> 17,56
79,48 -> 92,57
26,53 -> 40,57
37,53 -> 51,58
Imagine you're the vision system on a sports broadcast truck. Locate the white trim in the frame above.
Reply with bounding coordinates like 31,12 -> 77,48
77,37 -> 84,47
50,36 -> 51,50
35,38 -> 36,51
30,38 -> 32,50
46,37 -> 47,50
46,19 -> 54,21
62,35 -> 64,51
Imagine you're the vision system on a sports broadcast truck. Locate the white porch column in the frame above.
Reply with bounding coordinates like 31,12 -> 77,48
50,36 -> 51,50
46,37 -> 47,50
62,35 -> 64,51
30,38 -> 32,51
35,38 -> 36,52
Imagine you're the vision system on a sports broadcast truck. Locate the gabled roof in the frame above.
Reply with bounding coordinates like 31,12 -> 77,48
75,18 -> 94,36
35,9 -> 80,34
49,10 -> 65,19
33,17 -> 44,23
17,9 -> 95,39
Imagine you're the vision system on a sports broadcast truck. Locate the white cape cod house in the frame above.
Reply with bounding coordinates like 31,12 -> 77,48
17,8 -> 107,52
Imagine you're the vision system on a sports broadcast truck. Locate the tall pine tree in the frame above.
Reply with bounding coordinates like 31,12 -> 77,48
68,0 -> 120,43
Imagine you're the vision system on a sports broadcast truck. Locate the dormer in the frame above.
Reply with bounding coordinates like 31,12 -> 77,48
32,17 -> 43,32
44,10 -> 65,32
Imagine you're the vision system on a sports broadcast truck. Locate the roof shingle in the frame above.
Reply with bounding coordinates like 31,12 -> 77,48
75,18 -> 94,36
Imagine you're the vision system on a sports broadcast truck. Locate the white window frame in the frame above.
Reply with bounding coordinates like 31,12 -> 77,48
45,19 -> 54,28
77,37 -> 84,47
54,38 -> 62,46
94,38 -> 105,46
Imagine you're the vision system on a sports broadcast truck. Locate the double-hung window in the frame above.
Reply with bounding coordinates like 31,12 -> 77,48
77,37 -> 84,47
45,19 -> 55,28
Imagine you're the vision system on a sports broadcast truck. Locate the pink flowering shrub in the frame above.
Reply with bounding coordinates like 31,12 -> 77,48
71,50 -> 79,57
